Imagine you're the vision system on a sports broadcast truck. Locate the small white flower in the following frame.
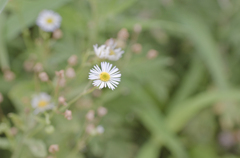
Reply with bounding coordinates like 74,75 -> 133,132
93,44 -> 109,59
89,62 -> 121,90
93,39 -> 125,61
31,93 -> 54,114
106,38 -> 125,61
36,10 -> 62,32
96,125 -> 104,134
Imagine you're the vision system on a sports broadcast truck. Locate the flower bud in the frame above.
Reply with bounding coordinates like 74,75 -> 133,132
133,24 -> 142,33
96,125 -> 104,134
58,96 -> 66,105
52,29 -> 62,40
66,67 -> 76,78
55,70 -> 65,78
105,38 -> 115,47
4,70 -> 15,81
45,125 -> 55,134
24,60 -> 34,72
86,124 -> 95,134
68,55 -> 78,66
86,110 -> 95,121
64,110 -> 72,120
131,43 -> 142,54
39,72 -> 49,82
146,49 -> 158,59
33,63 -> 43,73
117,28 -> 129,40
49,144 -> 59,154
0,93 -> 3,103
97,107 -> 107,117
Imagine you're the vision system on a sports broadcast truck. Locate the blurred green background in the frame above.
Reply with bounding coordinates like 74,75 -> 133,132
1,0 -> 240,158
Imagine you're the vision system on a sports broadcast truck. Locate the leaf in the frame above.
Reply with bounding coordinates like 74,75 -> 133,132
0,13 -> 10,70
166,90 -> 240,132
0,138 -> 11,149
168,55 -> 205,110
8,113 -> 25,131
128,81 -> 188,158
0,0 -> 8,14
174,9 -> 230,89
25,139 -> 47,157
136,138 -> 161,158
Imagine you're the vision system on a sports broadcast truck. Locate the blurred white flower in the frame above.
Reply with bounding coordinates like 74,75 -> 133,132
96,125 -> 104,134
31,93 -> 54,114
93,44 -> 109,59
105,38 -> 125,61
36,10 -> 61,32
94,39 -> 124,61
89,62 -> 121,90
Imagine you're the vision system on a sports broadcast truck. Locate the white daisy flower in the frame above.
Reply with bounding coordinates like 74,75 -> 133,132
31,92 -> 55,114
36,10 -> 62,32
93,44 -> 109,59
89,62 -> 121,90
93,39 -> 125,61
106,38 -> 125,61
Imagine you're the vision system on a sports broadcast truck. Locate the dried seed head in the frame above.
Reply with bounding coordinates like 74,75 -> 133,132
146,49 -> 158,59
33,63 -> 43,72
97,106 -> 108,117
68,55 -> 78,66
86,110 -> 95,121
49,144 -> 59,154
39,72 -> 49,82
66,67 -> 76,79
55,70 -> 65,78
64,110 -> 72,120
4,70 -> 15,81
133,24 -> 142,33
131,43 -> 142,54
117,28 -> 129,40
52,29 -> 63,40
0,93 -> 3,103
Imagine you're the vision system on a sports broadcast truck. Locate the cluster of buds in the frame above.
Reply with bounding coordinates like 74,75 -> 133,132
86,124 -> 105,135
55,70 -> 66,87
85,107 -> 108,135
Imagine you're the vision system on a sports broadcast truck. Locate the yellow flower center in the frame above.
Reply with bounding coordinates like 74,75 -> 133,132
100,72 -> 110,82
46,18 -> 53,24
109,49 -> 115,55
38,100 -> 48,108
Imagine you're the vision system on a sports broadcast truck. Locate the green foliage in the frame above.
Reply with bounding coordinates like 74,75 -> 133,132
1,0 -> 240,158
